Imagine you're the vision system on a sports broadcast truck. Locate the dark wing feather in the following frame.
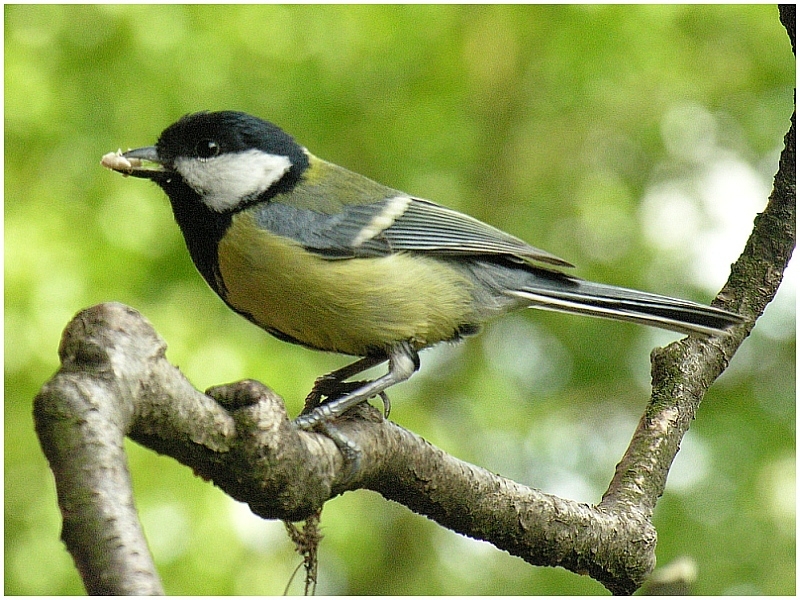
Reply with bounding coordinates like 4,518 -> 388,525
253,197 -> 573,268
356,199 -> 573,267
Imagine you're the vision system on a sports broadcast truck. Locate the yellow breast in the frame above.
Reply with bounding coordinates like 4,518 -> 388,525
217,211 -> 477,356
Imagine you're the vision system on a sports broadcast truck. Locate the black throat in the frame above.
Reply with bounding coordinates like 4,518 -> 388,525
158,178 -> 232,296
154,146 -> 309,296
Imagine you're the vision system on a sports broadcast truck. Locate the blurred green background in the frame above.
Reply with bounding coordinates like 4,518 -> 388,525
5,5 -> 795,595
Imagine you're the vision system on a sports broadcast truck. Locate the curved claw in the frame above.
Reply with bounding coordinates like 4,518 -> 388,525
378,391 -> 391,418
313,420 -> 362,484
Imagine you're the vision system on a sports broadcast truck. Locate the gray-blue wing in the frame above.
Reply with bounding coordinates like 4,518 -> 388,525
253,196 -> 574,268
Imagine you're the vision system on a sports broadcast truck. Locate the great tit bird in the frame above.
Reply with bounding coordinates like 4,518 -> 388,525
102,110 -> 743,430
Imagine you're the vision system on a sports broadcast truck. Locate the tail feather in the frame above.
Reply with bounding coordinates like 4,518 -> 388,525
508,279 -> 743,336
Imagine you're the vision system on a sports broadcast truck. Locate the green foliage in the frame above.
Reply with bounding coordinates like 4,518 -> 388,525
6,5 -> 794,595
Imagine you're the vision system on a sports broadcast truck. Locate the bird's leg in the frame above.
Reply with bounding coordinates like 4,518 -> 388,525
295,345 -> 418,478
302,355 -> 387,413
294,343 -> 419,430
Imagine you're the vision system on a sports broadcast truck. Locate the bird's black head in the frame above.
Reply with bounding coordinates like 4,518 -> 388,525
101,111 -> 310,295
155,111 -> 305,167
115,111 -> 309,213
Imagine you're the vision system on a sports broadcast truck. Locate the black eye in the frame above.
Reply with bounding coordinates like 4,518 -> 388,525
196,139 -> 220,159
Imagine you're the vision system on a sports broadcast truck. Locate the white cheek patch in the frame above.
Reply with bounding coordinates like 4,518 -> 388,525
174,149 -> 292,212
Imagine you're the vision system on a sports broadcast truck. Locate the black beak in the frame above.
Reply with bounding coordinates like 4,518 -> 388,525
101,146 -> 170,180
